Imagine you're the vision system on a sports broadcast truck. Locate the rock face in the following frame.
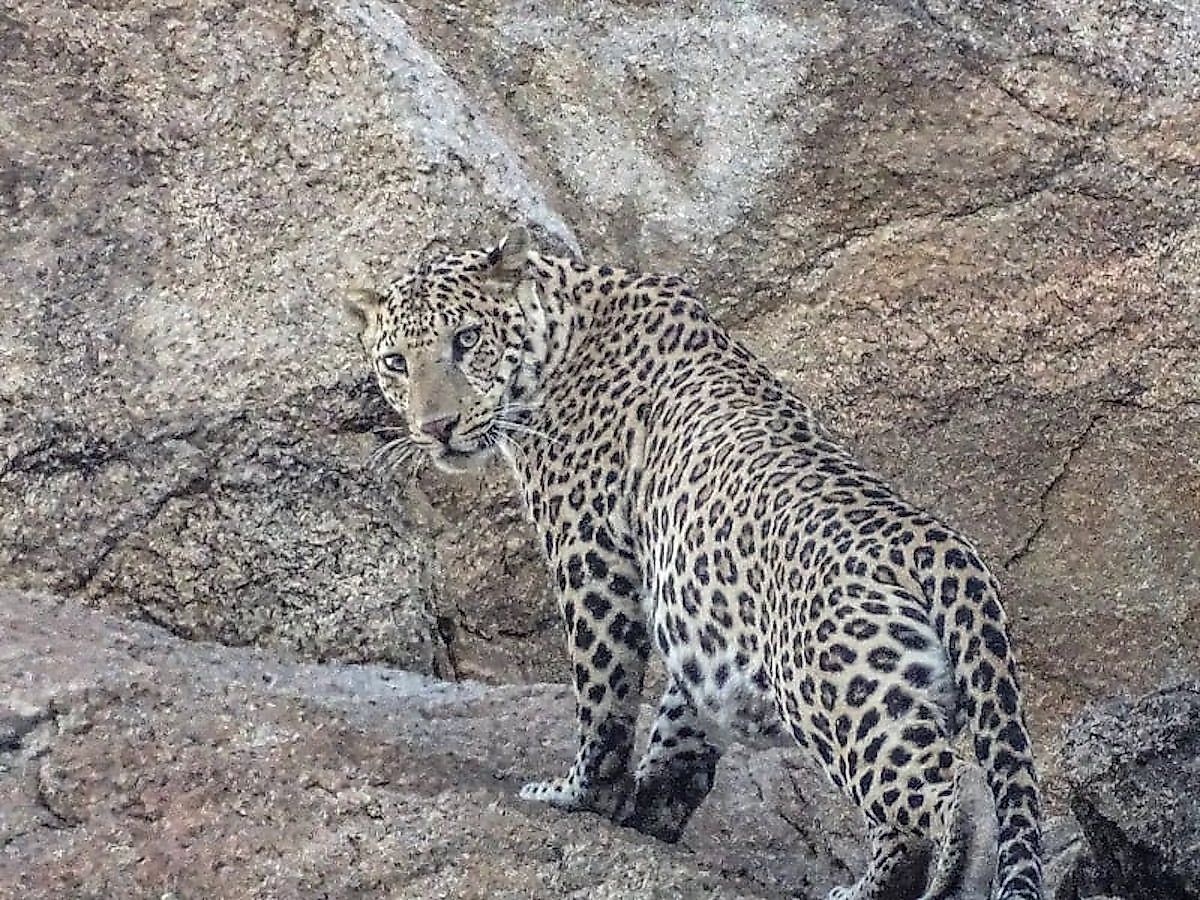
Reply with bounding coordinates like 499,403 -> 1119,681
2,0 -> 1199,798
1062,681 -> 1200,900
0,590 -> 866,899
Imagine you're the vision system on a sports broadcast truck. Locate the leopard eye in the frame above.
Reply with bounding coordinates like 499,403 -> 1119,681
453,325 -> 481,355
380,353 -> 408,376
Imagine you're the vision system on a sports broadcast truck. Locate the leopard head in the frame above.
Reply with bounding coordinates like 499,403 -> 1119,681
345,227 -> 552,473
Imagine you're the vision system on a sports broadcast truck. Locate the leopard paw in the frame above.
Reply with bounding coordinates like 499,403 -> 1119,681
519,777 -> 585,810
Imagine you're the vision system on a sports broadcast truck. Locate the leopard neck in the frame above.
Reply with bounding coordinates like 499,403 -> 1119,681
513,252 -> 596,393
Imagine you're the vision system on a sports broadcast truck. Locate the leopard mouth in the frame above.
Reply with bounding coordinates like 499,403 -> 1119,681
428,440 -> 494,473
409,417 -> 502,473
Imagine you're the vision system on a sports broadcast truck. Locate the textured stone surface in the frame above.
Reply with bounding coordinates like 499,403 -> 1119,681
11,590 -> 1192,899
1040,813 -> 1126,900
1062,681 -> 1200,900
0,590 -> 865,899
1,0 -> 1198,793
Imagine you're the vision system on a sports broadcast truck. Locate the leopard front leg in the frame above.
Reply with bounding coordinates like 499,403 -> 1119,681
619,676 -> 722,842
520,538 -> 650,821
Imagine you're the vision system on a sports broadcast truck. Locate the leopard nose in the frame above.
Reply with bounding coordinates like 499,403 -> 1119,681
418,414 -> 459,444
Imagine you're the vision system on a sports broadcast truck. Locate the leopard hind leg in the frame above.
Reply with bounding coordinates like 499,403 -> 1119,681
826,825 -> 930,900
619,676 -> 722,842
917,759 -> 997,900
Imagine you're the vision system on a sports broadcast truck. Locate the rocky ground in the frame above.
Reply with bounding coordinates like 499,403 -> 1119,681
4,591 -> 1196,899
1,591 -> 867,899
2,0 -> 1198,895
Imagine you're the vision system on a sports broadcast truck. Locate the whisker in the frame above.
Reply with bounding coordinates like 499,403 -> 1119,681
406,450 -> 427,478
385,447 -> 423,479
498,400 -> 543,418
494,420 -> 563,445
490,430 -> 523,465
386,444 -> 419,470
370,438 -> 409,467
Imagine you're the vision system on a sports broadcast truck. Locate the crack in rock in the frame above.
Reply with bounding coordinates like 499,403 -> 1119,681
1005,413 -> 1102,569
59,469 -> 214,594
1,700 -> 84,836
0,709 -> 52,754
796,146 -> 1093,288
33,763 -> 82,831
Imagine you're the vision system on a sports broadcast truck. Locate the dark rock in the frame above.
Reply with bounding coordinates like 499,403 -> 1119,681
1063,681 -> 1200,900
1042,814 -> 1116,900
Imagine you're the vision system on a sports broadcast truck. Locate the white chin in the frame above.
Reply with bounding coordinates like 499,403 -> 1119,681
430,445 -> 492,473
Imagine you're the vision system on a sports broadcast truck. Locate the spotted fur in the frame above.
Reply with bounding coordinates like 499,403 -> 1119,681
346,228 -> 1043,900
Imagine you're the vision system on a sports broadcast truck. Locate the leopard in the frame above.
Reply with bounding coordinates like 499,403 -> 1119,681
344,226 -> 1043,900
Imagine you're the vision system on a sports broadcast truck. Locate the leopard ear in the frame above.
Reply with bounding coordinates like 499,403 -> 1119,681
486,226 -> 531,275
343,287 -> 383,341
